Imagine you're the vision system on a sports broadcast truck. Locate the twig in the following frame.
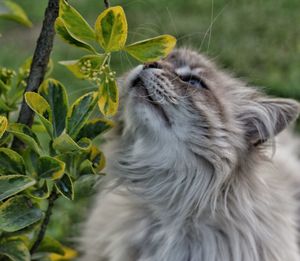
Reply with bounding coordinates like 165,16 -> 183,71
30,191 -> 58,254
12,0 -> 59,149
12,0 -> 60,251
104,0 -> 110,8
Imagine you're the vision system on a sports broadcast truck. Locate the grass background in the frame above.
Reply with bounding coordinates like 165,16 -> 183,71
0,0 -> 299,250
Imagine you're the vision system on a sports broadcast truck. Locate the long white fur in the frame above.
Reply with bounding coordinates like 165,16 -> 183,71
79,48 -> 300,261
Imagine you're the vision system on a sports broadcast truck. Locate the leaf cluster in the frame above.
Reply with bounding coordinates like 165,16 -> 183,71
0,71 -> 112,259
0,1 -> 176,260
56,0 -> 176,116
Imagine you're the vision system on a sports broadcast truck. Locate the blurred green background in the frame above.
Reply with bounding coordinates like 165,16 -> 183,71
0,0 -> 299,249
1,0 -> 299,100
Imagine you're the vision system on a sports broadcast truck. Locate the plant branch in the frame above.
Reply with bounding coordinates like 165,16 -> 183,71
104,0 -> 110,8
13,0 -> 59,149
30,191 -> 58,254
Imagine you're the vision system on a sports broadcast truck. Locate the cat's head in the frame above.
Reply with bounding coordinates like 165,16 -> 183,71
119,48 -> 300,173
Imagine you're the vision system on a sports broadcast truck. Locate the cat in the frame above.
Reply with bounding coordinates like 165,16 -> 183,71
79,48 -> 300,261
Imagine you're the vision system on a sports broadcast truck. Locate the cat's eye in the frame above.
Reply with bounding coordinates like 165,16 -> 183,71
179,74 -> 208,89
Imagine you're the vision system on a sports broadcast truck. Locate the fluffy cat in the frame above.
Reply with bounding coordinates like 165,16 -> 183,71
79,48 -> 300,261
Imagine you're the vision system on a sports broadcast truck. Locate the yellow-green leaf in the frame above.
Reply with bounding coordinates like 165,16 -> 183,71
98,78 -> 119,117
89,146 -> 106,172
77,118 -> 114,140
53,134 -> 91,154
8,123 -> 41,154
95,6 -> 128,52
79,160 -> 96,175
25,92 -> 53,137
0,0 -> 32,27
39,79 -> 69,137
0,148 -> 26,175
59,0 -> 95,42
124,35 -> 177,62
0,115 -> 8,139
0,239 -> 30,261
66,92 -> 98,139
37,156 -> 65,180
55,17 -> 96,53
0,196 -> 43,232
59,54 -> 106,80
49,246 -> 77,261
37,235 -> 65,255
0,175 -> 36,201
28,180 -> 50,200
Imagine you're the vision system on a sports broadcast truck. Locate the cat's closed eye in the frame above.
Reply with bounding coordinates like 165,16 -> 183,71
179,74 -> 208,89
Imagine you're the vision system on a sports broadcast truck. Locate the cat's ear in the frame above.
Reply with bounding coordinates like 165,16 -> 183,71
240,98 -> 300,145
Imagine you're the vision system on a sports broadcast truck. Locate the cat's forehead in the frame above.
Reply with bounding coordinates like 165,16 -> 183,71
165,48 -> 214,72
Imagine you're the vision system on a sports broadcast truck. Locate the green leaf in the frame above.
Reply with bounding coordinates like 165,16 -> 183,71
0,79 -> 10,93
59,0 -> 95,42
95,6 -> 128,52
0,239 -> 30,261
25,92 -> 53,137
59,54 -> 106,80
22,148 -> 39,177
8,123 -> 41,154
0,148 -> 26,175
79,160 -> 95,175
55,174 -> 74,200
37,156 -> 65,180
0,132 -> 12,147
0,98 -> 15,113
55,17 -> 96,53
28,181 -> 50,200
0,0 -> 32,27
0,175 -> 35,201
77,118 -> 114,140
98,78 -> 119,117
66,92 -> 98,139
0,115 -> 8,138
75,174 -> 101,198
0,196 -> 43,232
124,35 -> 177,62
39,79 -> 68,137
37,235 -> 65,255
53,134 -> 91,153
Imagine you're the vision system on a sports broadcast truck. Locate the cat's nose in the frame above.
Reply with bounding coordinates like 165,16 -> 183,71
144,61 -> 162,70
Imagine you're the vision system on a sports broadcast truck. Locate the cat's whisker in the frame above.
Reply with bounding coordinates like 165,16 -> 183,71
198,3 -> 228,52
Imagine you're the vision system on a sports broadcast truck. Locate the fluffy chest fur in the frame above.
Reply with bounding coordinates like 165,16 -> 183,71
80,152 -> 300,261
